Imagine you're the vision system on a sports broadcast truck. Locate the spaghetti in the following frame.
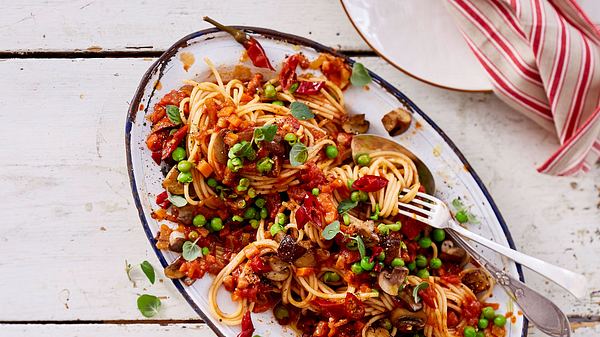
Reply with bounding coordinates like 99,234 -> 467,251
146,51 -> 506,337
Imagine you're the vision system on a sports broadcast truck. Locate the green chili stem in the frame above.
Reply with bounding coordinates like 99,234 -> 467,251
203,16 -> 247,44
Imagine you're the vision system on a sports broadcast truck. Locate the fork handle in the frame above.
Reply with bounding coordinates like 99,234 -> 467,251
448,220 -> 588,299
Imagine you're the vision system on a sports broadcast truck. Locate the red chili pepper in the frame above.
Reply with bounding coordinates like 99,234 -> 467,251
161,124 -> 188,160
155,191 -> 171,209
295,80 -> 325,95
343,292 -> 365,320
279,54 -> 301,90
204,17 -> 274,71
369,246 -> 383,263
295,206 -> 309,229
352,175 -> 389,192
151,151 -> 162,165
237,311 -> 255,337
249,256 -> 272,273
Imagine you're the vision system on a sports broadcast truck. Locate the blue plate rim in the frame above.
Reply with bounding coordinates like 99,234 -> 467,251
125,26 -> 528,337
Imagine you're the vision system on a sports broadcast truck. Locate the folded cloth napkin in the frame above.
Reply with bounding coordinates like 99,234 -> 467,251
444,0 -> 600,175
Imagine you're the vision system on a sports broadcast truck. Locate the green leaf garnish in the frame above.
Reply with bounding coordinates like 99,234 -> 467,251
289,101 -> 314,120
168,194 -> 187,207
166,105 -> 182,125
182,238 -> 202,261
350,62 -> 372,86
322,221 -> 341,240
140,260 -> 155,284
229,140 -> 255,160
413,282 -> 430,304
354,235 -> 366,258
337,199 -> 358,214
137,294 -> 161,318
254,124 -> 278,143
451,198 -> 464,210
289,142 -> 308,166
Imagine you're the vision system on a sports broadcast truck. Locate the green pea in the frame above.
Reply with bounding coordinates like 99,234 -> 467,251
272,100 -> 284,106
249,219 -> 259,229
391,257 -> 405,267
350,191 -> 361,202
493,315 -> 507,327
270,223 -> 283,236
273,304 -> 289,320
171,147 -> 186,161
201,247 -> 210,256
236,199 -> 247,209
289,82 -> 299,93
207,178 -> 218,188
418,237 -> 432,249
237,178 -> 250,192
463,326 -> 476,337
432,229 -> 446,242
416,269 -> 430,279
455,210 -> 469,223
377,251 -> 386,262
284,133 -> 297,144
277,213 -> 287,225
356,153 -> 371,166
256,157 -> 273,173
346,179 -> 354,190
360,256 -> 375,271
478,318 -> 489,329
210,217 -> 223,231
429,257 -> 442,269
254,198 -> 266,208
260,207 -> 268,219
232,215 -> 244,222
323,271 -> 340,283
177,160 -> 192,173
247,187 -> 256,198
382,319 -> 392,331
387,222 -> 401,232
415,255 -> 428,268
311,187 -> 320,196
264,83 -> 276,98
343,213 -> 350,225
407,261 -> 416,271
358,191 -> 369,202
325,145 -> 338,159
482,307 -> 496,320
177,171 -> 193,183
192,214 -> 206,227
227,157 -> 242,172
244,207 -> 258,219
351,263 -> 363,274
476,332 -> 485,337
377,223 -> 389,235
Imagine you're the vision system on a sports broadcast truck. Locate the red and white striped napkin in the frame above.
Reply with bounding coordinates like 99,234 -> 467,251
444,0 -> 600,175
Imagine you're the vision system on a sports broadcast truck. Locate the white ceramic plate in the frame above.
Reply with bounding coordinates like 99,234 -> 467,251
340,0 -> 600,92
126,27 -> 526,337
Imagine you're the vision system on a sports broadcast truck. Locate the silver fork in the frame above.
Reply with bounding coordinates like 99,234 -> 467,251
397,189 -> 588,299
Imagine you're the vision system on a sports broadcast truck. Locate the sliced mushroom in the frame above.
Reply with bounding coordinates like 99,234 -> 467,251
461,269 -> 491,294
397,286 -> 423,312
168,231 -> 186,253
366,327 -> 391,337
175,204 -> 195,225
378,267 -> 408,296
162,166 -> 184,195
164,257 -> 186,279
381,107 -> 412,136
440,240 -> 468,264
293,250 -> 317,268
342,114 -> 370,134
264,256 -> 291,281
349,219 -> 379,247
390,308 -> 427,333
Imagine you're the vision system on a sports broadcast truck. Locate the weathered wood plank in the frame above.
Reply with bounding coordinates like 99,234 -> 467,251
0,57 -> 597,322
0,0 -> 368,53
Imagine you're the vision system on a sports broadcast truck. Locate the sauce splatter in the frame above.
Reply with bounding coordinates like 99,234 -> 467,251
433,144 -> 442,157
180,52 -> 195,72
87,45 -> 103,52
415,121 -> 422,129
239,50 -> 249,62
139,103 -> 145,111
154,80 -> 162,90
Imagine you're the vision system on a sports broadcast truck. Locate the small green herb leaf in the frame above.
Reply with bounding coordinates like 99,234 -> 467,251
254,124 -> 278,143
322,221 -> 341,240
125,260 -> 136,287
354,235 -> 366,258
182,238 -> 201,261
350,62 -> 372,86
137,294 -> 161,318
168,194 -> 187,207
413,282 -> 430,304
289,102 -> 314,120
140,261 -> 155,284
451,198 -> 465,211
166,105 -> 182,125
289,142 -> 308,167
337,199 -> 358,214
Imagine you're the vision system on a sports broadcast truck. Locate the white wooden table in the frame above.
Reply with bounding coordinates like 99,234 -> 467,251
0,1 -> 598,336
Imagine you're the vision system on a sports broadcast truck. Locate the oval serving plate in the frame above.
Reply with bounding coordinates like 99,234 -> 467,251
126,27 -> 527,337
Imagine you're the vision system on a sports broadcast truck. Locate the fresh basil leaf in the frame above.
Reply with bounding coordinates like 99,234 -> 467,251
168,194 -> 187,207
254,124 -> 278,143
137,294 -> 161,318
354,235 -> 366,258
451,198 -> 464,211
350,62 -> 372,86
337,199 -> 358,214
322,221 -> 341,240
289,101 -> 314,120
289,142 -> 308,167
182,239 -> 201,261
140,260 -> 155,284
413,282 -> 430,304
166,105 -> 182,125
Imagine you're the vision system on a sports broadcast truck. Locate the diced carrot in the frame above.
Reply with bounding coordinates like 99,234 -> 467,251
224,132 -> 239,145
245,244 -> 260,259
227,114 -> 243,128
296,267 -> 316,277
196,160 -> 214,178
217,106 -> 235,117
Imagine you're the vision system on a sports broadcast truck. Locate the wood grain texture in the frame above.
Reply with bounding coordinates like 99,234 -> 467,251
0,0 -> 367,53
0,57 -> 597,333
